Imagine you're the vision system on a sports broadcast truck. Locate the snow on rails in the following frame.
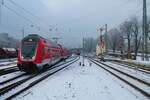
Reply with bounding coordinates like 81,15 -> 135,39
90,58 -> 150,99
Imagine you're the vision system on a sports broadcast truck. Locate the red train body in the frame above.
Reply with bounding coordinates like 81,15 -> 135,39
17,34 -> 69,73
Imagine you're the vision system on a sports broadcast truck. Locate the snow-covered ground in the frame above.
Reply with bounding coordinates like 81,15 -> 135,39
13,57 -> 146,100
131,60 -> 150,67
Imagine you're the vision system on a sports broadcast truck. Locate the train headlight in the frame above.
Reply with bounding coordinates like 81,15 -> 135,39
32,56 -> 35,60
21,56 -> 24,59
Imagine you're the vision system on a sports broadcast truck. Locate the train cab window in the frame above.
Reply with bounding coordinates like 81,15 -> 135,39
21,37 -> 38,59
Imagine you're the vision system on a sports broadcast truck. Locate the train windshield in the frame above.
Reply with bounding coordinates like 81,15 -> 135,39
21,38 -> 38,59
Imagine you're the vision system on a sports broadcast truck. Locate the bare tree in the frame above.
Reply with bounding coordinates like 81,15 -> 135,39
120,21 -> 133,59
148,19 -> 150,39
84,37 -> 97,53
108,28 -> 121,53
130,17 -> 141,60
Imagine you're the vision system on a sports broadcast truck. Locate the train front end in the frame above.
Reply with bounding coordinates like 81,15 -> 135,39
17,35 -> 42,73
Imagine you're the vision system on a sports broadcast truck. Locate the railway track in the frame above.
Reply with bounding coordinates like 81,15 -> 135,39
0,57 -> 73,86
89,58 -> 150,99
0,73 -> 27,85
0,57 -> 71,76
0,58 -> 17,63
0,66 -> 19,76
0,62 -> 16,67
0,57 -> 79,100
0,57 -> 75,85
111,61 -> 150,74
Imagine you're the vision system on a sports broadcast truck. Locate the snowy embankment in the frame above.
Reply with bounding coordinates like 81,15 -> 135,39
120,60 -> 150,68
131,60 -> 150,66
14,57 -> 144,100
105,55 -> 150,68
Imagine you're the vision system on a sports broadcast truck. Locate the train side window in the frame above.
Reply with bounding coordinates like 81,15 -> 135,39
42,48 -> 45,55
48,48 -> 51,52
43,40 -> 46,43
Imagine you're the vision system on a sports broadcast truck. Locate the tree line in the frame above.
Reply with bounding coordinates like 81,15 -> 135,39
83,16 -> 150,60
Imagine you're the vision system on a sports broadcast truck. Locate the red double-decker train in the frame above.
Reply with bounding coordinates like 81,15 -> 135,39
17,34 -> 70,73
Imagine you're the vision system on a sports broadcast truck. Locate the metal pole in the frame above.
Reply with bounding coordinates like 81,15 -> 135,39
0,0 -> 2,25
22,28 -> 24,38
0,5 -> 1,26
82,37 -> 85,66
142,0 -> 145,61
142,0 -> 148,61
105,24 -> 108,53
144,0 -> 148,61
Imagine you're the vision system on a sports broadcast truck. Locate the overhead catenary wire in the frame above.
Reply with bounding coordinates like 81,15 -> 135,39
3,4 -> 34,24
0,2 -> 1,25
8,0 -> 62,33
0,0 -> 4,25
124,0 -> 150,21
2,4 -> 41,35
122,4 -> 143,22
38,0 -> 48,9
122,0 -> 134,5
0,0 -> 51,36
8,0 -> 51,28
0,22 -> 21,32
117,0 -> 137,8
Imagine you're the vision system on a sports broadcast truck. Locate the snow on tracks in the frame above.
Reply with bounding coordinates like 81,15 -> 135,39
14,57 -> 142,100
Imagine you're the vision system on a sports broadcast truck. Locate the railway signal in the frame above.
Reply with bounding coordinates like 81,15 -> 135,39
82,37 -> 85,66
97,24 -> 108,53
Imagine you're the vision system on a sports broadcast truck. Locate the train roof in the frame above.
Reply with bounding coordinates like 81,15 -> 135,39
23,34 -> 40,39
23,34 -> 61,48
49,40 -> 60,48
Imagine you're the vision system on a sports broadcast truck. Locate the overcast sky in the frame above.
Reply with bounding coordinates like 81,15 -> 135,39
0,0 -> 150,48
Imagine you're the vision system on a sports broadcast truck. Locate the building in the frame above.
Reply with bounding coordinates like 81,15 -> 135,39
0,33 -> 19,48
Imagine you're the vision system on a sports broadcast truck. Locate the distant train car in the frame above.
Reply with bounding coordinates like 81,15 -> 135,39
17,34 -> 69,73
61,47 -> 70,59
72,50 -> 80,56
0,48 -> 17,58
76,50 -> 80,56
